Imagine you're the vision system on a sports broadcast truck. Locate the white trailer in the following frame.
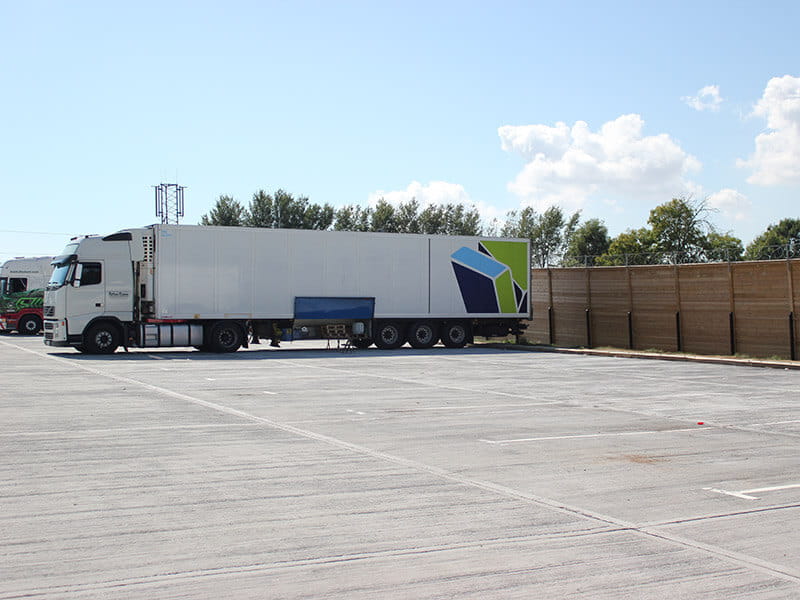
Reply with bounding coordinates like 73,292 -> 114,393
44,225 -> 530,354
0,256 -> 53,296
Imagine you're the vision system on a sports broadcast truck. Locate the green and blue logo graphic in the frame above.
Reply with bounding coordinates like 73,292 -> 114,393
451,241 -> 528,313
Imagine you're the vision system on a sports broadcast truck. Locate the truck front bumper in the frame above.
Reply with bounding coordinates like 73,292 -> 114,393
43,319 -> 70,346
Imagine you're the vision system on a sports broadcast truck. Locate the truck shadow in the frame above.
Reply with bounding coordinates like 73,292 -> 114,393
49,345 -> 520,361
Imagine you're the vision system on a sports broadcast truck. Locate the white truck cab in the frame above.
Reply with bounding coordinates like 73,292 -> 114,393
44,230 -> 146,351
0,256 -> 53,296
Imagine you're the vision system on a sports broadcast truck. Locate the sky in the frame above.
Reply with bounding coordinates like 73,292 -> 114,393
2,0 -> 799,261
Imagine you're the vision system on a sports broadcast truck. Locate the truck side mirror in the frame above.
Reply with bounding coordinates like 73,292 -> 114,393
73,264 -> 83,288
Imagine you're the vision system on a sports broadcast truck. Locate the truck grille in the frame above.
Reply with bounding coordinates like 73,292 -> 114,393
44,332 -> 53,340
44,322 -> 54,330
44,305 -> 55,317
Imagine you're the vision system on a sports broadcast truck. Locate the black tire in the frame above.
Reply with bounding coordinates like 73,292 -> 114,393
83,322 -> 120,354
373,321 -> 405,349
74,344 -> 88,353
18,314 -> 42,335
441,322 -> 469,348
351,338 -> 373,349
408,321 -> 438,349
208,321 -> 243,353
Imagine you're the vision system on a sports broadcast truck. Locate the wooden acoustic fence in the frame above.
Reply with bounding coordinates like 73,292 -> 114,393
524,259 -> 800,360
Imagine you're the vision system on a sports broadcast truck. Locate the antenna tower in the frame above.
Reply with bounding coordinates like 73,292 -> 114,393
154,183 -> 186,224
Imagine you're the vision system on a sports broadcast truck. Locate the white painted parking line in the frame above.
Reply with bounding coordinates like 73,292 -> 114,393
262,391 -> 277,395
747,419 -> 800,426
704,483 -> 800,500
744,483 -> 800,494
703,487 -> 760,500
480,427 -> 701,444
391,402 -> 555,412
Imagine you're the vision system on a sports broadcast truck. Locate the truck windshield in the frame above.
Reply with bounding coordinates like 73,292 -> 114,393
48,262 -> 74,290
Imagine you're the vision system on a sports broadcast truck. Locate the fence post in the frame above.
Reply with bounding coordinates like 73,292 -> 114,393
787,258 -> 796,360
547,268 -> 554,345
676,312 -> 682,352
627,311 -> 633,349
728,262 -> 736,356
585,308 -> 592,348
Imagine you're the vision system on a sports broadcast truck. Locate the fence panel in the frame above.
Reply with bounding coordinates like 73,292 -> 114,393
551,269 -> 589,347
732,262 -> 791,359
793,261 -> 800,360
676,264 -> 732,356
630,266 -> 679,352
588,268 -> 630,348
528,269 -> 551,343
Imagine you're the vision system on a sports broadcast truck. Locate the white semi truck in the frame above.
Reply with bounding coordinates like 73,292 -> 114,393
43,224 -> 530,354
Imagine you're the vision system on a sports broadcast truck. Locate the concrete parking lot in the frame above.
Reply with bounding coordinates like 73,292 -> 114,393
1,334 -> 798,599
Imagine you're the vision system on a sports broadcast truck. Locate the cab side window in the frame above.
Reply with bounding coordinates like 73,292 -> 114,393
9,278 -> 27,293
80,263 -> 102,286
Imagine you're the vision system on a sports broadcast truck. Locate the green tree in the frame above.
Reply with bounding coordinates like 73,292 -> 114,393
446,203 -> 482,236
245,190 -> 275,227
371,199 -> 398,232
395,199 -> 421,233
597,228 -> 658,265
333,200 -> 483,236
564,218 -> 610,265
502,206 -> 580,267
419,204 -> 447,234
334,205 -> 372,231
199,195 -> 246,226
706,232 -> 744,261
647,196 -> 713,262
744,218 -> 800,260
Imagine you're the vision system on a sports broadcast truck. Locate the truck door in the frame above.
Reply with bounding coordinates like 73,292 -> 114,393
66,261 -> 105,334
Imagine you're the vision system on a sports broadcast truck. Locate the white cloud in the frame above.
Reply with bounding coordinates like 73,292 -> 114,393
682,85 -> 723,112
367,180 -> 504,225
738,75 -> 800,185
368,180 -> 470,207
498,114 -> 701,212
707,188 -> 751,221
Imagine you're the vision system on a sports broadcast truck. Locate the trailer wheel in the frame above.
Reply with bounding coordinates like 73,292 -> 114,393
408,321 -> 438,349
18,314 -> 42,335
84,322 -> 120,354
209,321 -> 243,353
351,338 -> 373,349
441,322 -> 469,348
373,321 -> 404,349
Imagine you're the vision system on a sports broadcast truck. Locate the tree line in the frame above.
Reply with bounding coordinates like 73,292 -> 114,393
200,190 -> 800,267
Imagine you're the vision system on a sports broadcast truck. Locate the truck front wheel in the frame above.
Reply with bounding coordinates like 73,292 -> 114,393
373,321 -> 404,349
18,314 -> 43,335
209,321 -> 243,353
84,322 -> 120,354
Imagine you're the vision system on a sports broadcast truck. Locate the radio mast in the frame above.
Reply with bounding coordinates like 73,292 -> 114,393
154,183 -> 185,224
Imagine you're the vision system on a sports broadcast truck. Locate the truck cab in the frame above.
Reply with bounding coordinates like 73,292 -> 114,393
44,233 -> 140,351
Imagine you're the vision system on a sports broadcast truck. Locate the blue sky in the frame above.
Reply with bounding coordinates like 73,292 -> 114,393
2,0 -> 799,261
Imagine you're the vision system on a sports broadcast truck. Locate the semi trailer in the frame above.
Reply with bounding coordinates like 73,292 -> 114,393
43,224 -> 530,354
